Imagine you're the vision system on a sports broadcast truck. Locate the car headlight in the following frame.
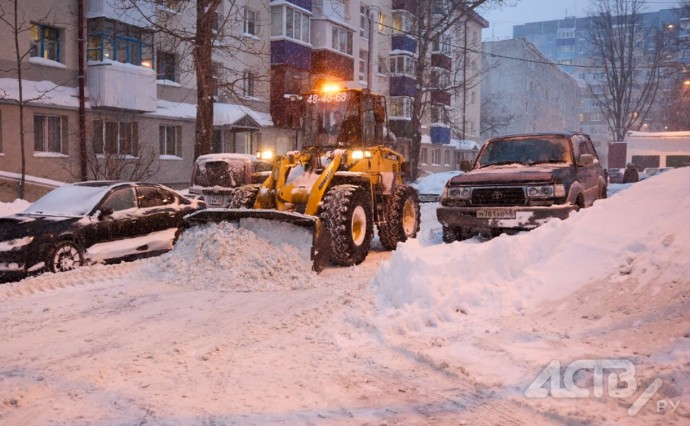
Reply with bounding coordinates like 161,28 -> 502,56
0,236 -> 34,251
447,187 -> 471,200
526,184 -> 565,198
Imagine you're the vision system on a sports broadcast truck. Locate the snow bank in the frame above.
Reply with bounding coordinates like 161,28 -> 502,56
0,198 -> 30,216
373,168 -> 690,327
141,221 -> 320,292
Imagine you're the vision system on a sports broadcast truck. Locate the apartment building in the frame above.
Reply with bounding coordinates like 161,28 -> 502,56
512,8 -> 690,144
0,0 -> 487,198
481,39 -> 580,139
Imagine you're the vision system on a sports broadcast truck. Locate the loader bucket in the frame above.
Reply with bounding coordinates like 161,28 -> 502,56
183,208 -> 331,273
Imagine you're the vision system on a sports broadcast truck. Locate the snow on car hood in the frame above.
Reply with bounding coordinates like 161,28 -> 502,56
448,163 -> 566,185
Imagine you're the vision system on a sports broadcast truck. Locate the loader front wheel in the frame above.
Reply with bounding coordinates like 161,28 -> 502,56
228,184 -> 260,209
378,185 -> 421,250
321,185 -> 373,266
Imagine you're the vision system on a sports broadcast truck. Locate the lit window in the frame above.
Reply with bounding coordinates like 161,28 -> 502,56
87,18 -> 153,66
30,24 -> 61,62
390,97 -> 412,118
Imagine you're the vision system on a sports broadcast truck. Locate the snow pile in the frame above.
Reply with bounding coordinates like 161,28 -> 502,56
373,167 -> 690,328
0,198 -> 31,216
411,170 -> 461,195
143,221 -> 320,292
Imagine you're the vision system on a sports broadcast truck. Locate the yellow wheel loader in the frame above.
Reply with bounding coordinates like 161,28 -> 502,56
184,87 -> 421,272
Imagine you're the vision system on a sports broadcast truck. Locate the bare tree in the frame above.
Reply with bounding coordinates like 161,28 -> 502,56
588,0 -> 677,141
0,0 -> 59,199
117,0 -> 269,160
480,92 -> 515,139
401,0 -> 508,180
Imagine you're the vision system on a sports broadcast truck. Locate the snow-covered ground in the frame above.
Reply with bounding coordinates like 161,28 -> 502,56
0,169 -> 688,425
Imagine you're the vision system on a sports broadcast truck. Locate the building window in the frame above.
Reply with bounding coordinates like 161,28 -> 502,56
378,56 -> 386,74
444,150 -> 451,165
359,6 -> 369,39
244,8 -> 257,36
431,149 -> 441,165
431,104 -> 449,125
590,112 -> 603,122
331,26 -> 353,55
432,34 -> 451,55
421,147 -> 428,164
378,12 -> 385,33
359,50 -> 368,82
389,55 -> 415,76
242,70 -> 255,98
390,97 -> 412,119
87,18 -> 153,67
156,51 -> 176,81
272,5 -> 310,44
431,68 -> 449,88
30,24 -> 61,62
93,120 -> 138,156
392,11 -> 413,34
212,61 -> 221,98
34,114 -> 67,154
159,125 -> 181,157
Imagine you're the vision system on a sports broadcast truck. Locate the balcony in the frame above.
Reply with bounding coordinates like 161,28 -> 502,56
430,126 -> 451,144
87,60 -> 157,112
392,0 -> 417,14
392,34 -> 417,54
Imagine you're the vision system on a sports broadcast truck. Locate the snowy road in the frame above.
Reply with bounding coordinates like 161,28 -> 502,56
0,170 -> 689,425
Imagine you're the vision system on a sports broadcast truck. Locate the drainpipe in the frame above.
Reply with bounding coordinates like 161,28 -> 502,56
367,5 -> 379,91
77,0 -> 87,181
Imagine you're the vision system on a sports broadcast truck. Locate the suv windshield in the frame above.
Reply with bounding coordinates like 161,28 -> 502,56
476,135 -> 573,168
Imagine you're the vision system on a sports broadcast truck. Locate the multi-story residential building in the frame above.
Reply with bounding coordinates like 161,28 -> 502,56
481,39 -> 580,140
387,0 -> 486,173
512,8 -> 690,145
0,0 -> 487,201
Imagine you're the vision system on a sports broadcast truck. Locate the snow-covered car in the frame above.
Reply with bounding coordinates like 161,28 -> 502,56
437,132 -> 607,241
188,153 -> 273,208
0,181 -> 205,282
411,170 -> 464,203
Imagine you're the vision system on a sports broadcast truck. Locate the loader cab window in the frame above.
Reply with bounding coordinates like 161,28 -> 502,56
304,90 -> 352,148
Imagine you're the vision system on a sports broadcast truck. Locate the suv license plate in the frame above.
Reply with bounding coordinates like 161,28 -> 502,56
477,209 -> 516,219
209,195 -> 224,205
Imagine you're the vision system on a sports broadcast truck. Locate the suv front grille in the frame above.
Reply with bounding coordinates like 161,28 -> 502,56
472,187 -> 526,206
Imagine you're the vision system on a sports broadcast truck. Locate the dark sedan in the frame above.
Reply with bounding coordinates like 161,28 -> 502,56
0,181 -> 205,282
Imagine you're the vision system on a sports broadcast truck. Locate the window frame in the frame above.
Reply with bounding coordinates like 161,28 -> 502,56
34,113 -> 68,154
244,7 -> 258,37
93,119 -> 139,157
31,23 -> 61,63
159,124 -> 182,157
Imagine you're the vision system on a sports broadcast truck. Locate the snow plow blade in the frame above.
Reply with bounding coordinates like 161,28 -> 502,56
183,209 -> 331,273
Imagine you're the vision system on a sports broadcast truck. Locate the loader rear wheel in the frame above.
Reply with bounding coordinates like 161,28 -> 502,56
228,184 -> 260,209
321,184 -> 373,266
378,185 -> 421,250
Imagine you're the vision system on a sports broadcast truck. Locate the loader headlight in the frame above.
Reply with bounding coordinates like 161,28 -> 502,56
350,150 -> 372,160
257,150 -> 274,160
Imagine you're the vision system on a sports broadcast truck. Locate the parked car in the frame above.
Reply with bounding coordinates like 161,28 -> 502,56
0,181 -> 205,282
411,170 -> 464,203
188,153 -> 274,208
437,132 -> 607,242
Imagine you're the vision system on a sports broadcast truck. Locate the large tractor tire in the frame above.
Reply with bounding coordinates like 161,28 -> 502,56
228,184 -> 261,209
320,184 -> 373,266
378,184 -> 421,250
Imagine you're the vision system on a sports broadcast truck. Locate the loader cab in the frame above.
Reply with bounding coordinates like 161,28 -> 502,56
303,88 -> 387,149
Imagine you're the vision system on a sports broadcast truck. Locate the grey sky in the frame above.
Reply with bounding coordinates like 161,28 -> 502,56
478,0 -> 683,40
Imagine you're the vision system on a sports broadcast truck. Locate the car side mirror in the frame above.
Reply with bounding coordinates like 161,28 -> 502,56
99,207 -> 114,218
578,154 -> 594,167
460,160 -> 473,172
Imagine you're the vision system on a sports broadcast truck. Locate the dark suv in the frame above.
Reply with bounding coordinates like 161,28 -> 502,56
437,132 -> 607,242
